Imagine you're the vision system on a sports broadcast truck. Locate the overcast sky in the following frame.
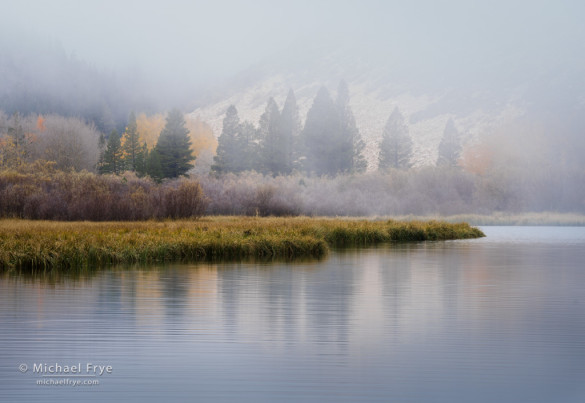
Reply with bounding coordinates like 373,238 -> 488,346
3,0 -> 584,89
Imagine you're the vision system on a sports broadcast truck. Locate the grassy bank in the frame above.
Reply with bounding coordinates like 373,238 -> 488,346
0,217 -> 484,271
388,212 -> 585,226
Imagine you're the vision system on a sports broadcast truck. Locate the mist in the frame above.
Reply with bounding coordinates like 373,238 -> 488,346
5,0 -> 584,94
1,0 -> 585,215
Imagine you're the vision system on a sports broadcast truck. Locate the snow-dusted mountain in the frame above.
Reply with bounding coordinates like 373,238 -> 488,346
188,42 -> 579,170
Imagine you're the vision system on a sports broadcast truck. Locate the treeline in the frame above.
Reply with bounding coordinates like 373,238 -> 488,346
0,162 -> 207,220
0,108 -> 217,181
212,81 -> 463,176
213,81 -> 366,176
97,109 -> 195,181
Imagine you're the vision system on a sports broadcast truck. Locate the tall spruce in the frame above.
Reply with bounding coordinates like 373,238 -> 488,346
121,111 -> 140,171
378,107 -> 413,170
337,80 -> 366,173
301,86 -> 342,176
99,129 -> 123,174
154,109 -> 194,178
135,142 -> 148,177
146,148 -> 163,182
259,98 -> 288,175
237,122 -> 259,172
213,105 -> 241,173
437,118 -> 462,167
213,105 -> 259,173
280,89 -> 301,173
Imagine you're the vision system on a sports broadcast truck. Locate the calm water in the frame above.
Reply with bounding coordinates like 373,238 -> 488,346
1,227 -> 585,402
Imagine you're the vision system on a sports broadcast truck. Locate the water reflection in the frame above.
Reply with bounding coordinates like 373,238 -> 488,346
1,228 -> 585,402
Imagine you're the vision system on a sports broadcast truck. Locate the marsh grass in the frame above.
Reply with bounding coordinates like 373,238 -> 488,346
0,217 -> 484,271
388,212 -> 585,226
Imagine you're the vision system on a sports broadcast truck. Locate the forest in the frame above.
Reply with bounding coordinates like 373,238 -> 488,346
1,76 -> 584,221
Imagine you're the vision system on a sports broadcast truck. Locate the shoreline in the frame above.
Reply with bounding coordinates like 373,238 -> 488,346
382,212 -> 585,226
0,217 -> 484,271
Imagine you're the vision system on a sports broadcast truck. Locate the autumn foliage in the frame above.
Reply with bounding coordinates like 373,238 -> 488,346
136,112 -> 217,156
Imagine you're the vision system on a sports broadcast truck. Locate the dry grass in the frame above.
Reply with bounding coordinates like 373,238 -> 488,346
388,212 -> 585,226
0,217 -> 484,271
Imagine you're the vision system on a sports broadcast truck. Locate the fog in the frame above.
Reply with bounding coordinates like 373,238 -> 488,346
4,0 -> 583,91
1,0 -> 585,214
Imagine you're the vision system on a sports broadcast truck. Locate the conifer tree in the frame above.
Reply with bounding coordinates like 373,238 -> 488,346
337,80 -> 366,173
122,111 -> 141,171
99,129 -> 123,174
280,89 -> 301,172
259,98 -> 288,175
437,118 -> 462,167
213,105 -> 240,174
135,142 -> 148,177
146,148 -> 163,182
213,105 -> 259,173
378,107 -> 413,170
301,86 -> 342,176
154,109 -> 194,178
237,122 -> 260,172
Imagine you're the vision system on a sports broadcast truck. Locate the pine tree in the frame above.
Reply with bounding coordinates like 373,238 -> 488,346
378,107 -> 413,171
259,98 -> 288,175
437,118 -> 462,167
146,148 -> 163,182
337,80 -> 366,173
121,111 -> 141,171
213,105 -> 259,173
280,89 -> 301,172
213,105 -> 239,173
99,129 -> 123,174
135,142 -> 148,177
301,86 -> 342,176
154,109 -> 194,178
237,122 -> 260,172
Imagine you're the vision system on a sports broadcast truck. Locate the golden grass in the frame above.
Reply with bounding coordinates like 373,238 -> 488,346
387,212 -> 585,226
0,217 -> 484,271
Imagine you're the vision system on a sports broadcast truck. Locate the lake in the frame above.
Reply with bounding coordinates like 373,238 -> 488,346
1,226 -> 584,402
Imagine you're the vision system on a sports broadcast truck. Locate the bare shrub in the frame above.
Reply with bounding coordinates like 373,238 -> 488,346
0,165 -> 208,220
161,180 -> 208,219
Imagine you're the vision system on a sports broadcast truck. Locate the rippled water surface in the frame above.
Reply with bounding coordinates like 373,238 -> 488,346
1,227 -> 585,402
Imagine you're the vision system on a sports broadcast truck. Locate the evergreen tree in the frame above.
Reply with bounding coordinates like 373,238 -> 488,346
213,105 -> 259,173
259,97 -> 289,175
337,80 -> 366,173
99,129 -> 123,174
213,105 -> 241,174
280,89 -> 301,172
122,111 -> 141,171
237,122 -> 260,172
135,142 -> 148,177
154,109 -> 194,178
437,118 -> 462,167
146,148 -> 163,182
301,86 -> 342,176
378,107 -> 413,170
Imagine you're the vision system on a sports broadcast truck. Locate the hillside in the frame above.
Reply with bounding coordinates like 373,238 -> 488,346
190,75 -> 524,170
